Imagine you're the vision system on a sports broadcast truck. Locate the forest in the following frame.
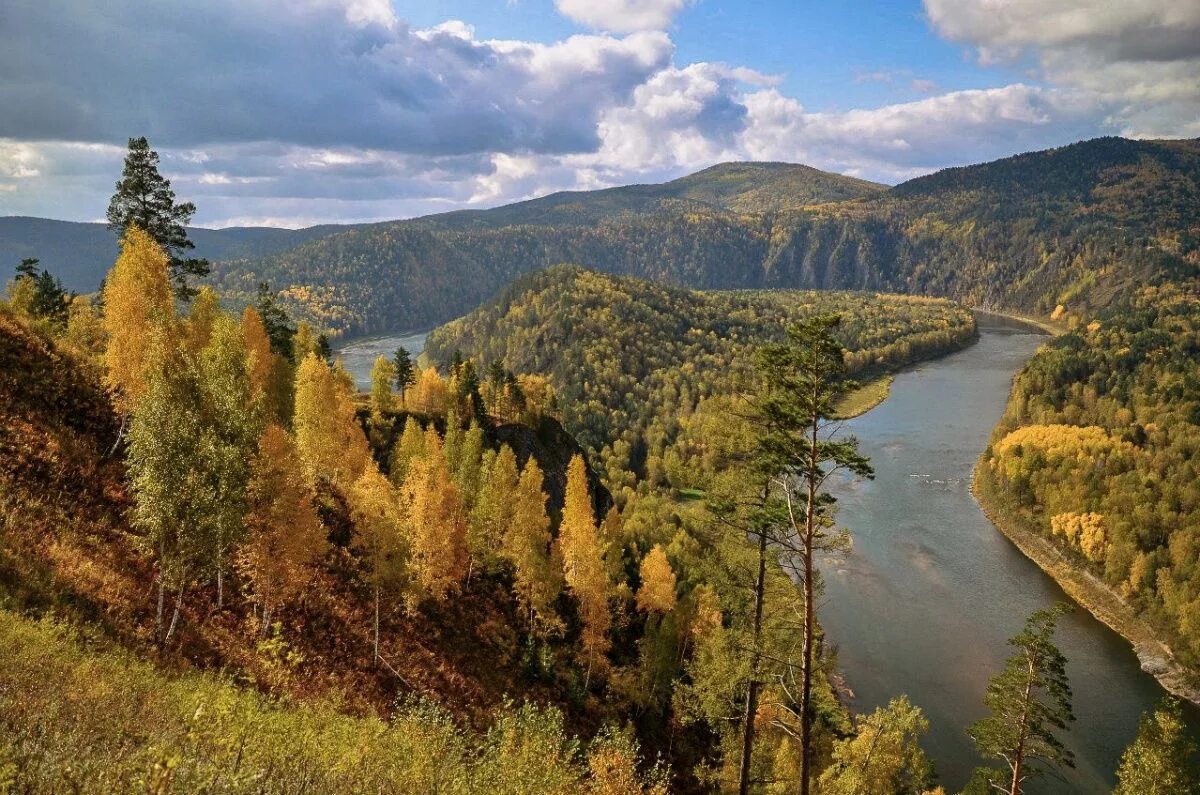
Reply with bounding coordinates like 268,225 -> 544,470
425,265 -> 976,495
187,136 -> 1200,337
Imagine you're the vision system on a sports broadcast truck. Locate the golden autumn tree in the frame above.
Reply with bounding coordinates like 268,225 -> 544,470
469,443 -> 519,574
503,456 -> 562,635
636,546 -> 677,614
293,353 -> 369,490
559,454 -> 611,682
350,464 -> 409,662
101,225 -> 176,414
369,355 -> 397,424
389,416 -> 427,488
240,305 -> 273,405
185,285 -> 221,354
408,366 -> 448,415
400,428 -> 468,601
238,424 -> 327,633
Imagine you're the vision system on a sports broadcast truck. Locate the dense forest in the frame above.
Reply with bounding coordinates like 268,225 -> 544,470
195,137 -> 1199,336
977,283 -> 1200,671
425,265 -> 976,494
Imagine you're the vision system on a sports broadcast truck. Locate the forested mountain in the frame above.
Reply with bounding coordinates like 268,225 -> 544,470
426,265 -> 976,494
205,136 -> 1198,336
0,216 -> 364,293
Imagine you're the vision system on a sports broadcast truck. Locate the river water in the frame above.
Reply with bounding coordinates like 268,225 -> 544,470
823,318 -> 1199,792
334,330 -> 429,390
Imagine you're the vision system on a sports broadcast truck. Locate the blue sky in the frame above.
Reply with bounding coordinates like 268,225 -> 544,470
0,0 -> 1196,226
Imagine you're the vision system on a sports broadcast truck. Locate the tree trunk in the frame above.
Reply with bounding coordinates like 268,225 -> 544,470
738,528 -> 769,795
217,562 -> 224,610
1009,656 -> 1036,795
155,575 -> 165,644
373,585 -> 381,665
164,584 -> 185,644
799,410 -> 820,795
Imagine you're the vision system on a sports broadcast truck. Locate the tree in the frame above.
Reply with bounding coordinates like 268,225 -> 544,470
817,696 -> 934,795
238,425 -> 327,633
729,315 -> 872,795
349,465 -> 409,662
106,136 -> 208,300
636,546 -> 677,614
126,331 -> 207,644
1114,697 -> 1198,795
503,456 -> 562,635
394,346 -> 416,401
240,306 -> 273,404
256,283 -> 296,361
101,226 -> 177,415
968,604 -> 1075,795
389,416 -> 427,488
185,286 -> 221,353
10,258 -> 70,325
370,355 -> 397,423
293,353 -> 370,490
196,314 -> 260,608
559,454 -> 611,683
400,428 -> 468,601
470,444 -> 518,573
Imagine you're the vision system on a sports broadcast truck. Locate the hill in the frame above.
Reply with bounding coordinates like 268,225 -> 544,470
209,137 -> 1199,336
426,266 -> 976,492
0,216 -> 365,294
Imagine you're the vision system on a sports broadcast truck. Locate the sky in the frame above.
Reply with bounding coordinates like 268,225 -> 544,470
0,0 -> 1197,228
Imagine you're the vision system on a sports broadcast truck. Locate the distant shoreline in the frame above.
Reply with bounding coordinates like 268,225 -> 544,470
972,467 -> 1200,706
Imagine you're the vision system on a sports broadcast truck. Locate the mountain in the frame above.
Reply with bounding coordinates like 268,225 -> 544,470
0,216 -> 366,293
207,137 -> 1199,336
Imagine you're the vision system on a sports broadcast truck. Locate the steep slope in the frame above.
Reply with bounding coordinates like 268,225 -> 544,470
217,137 -> 1199,336
0,217 -> 365,293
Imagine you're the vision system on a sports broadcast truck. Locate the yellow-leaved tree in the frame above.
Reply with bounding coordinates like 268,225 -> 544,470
502,455 -> 562,635
350,464 -> 409,662
636,546 -> 677,614
559,454 -> 611,683
469,443 -> 519,574
238,424 -> 327,633
293,353 -> 370,490
185,285 -> 221,354
101,226 -> 176,414
400,428 -> 468,601
240,306 -> 273,407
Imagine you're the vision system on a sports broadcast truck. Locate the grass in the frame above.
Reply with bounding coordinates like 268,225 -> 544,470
833,375 -> 894,419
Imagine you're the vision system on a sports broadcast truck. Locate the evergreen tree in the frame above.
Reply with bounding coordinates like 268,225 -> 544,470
1114,697 -> 1198,795
503,456 -> 562,635
101,226 -> 177,415
968,604 -> 1075,795
559,454 -> 611,683
394,346 -> 416,401
255,283 -> 296,360
239,424 -> 327,633
11,258 -> 70,325
106,137 -> 208,300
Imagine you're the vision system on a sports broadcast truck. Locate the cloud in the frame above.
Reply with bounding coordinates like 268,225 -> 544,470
555,0 -> 690,33
924,0 -> 1200,137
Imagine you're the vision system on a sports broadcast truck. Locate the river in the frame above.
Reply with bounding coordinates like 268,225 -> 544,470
338,322 -> 1196,791
823,317 -> 1199,792
334,329 -> 429,390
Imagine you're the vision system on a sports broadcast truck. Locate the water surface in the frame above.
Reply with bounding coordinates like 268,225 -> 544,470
335,330 -> 429,390
823,320 -> 1199,792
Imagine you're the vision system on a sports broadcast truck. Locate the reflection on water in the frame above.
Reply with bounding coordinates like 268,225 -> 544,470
823,322 -> 1199,793
334,330 -> 429,390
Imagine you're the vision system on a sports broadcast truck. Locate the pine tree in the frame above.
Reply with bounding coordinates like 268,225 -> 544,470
389,416 -> 427,488
636,546 -> 677,614
1114,697 -> 1198,795
394,346 -> 416,401
400,428 -> 468,601
239,424 -> 327,633
968,604 -> 1075,795
503,456 -> 562,635
101,226 -> 177,415
106,137 -> 208,300
256,283 -> 296,361
559,454 -> 611,683
10,258 -> 70,326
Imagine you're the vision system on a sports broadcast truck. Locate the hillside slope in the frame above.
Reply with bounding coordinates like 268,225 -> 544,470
215,137 -> 1199,335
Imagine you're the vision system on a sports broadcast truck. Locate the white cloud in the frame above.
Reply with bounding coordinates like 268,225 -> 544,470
924,0 -> 1200,137
555,0 -> 690,33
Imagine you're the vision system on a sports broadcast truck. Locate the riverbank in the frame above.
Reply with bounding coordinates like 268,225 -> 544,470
969,307 -> 1065,336
834,374 -> 894,419
971,467 -> 1200,706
